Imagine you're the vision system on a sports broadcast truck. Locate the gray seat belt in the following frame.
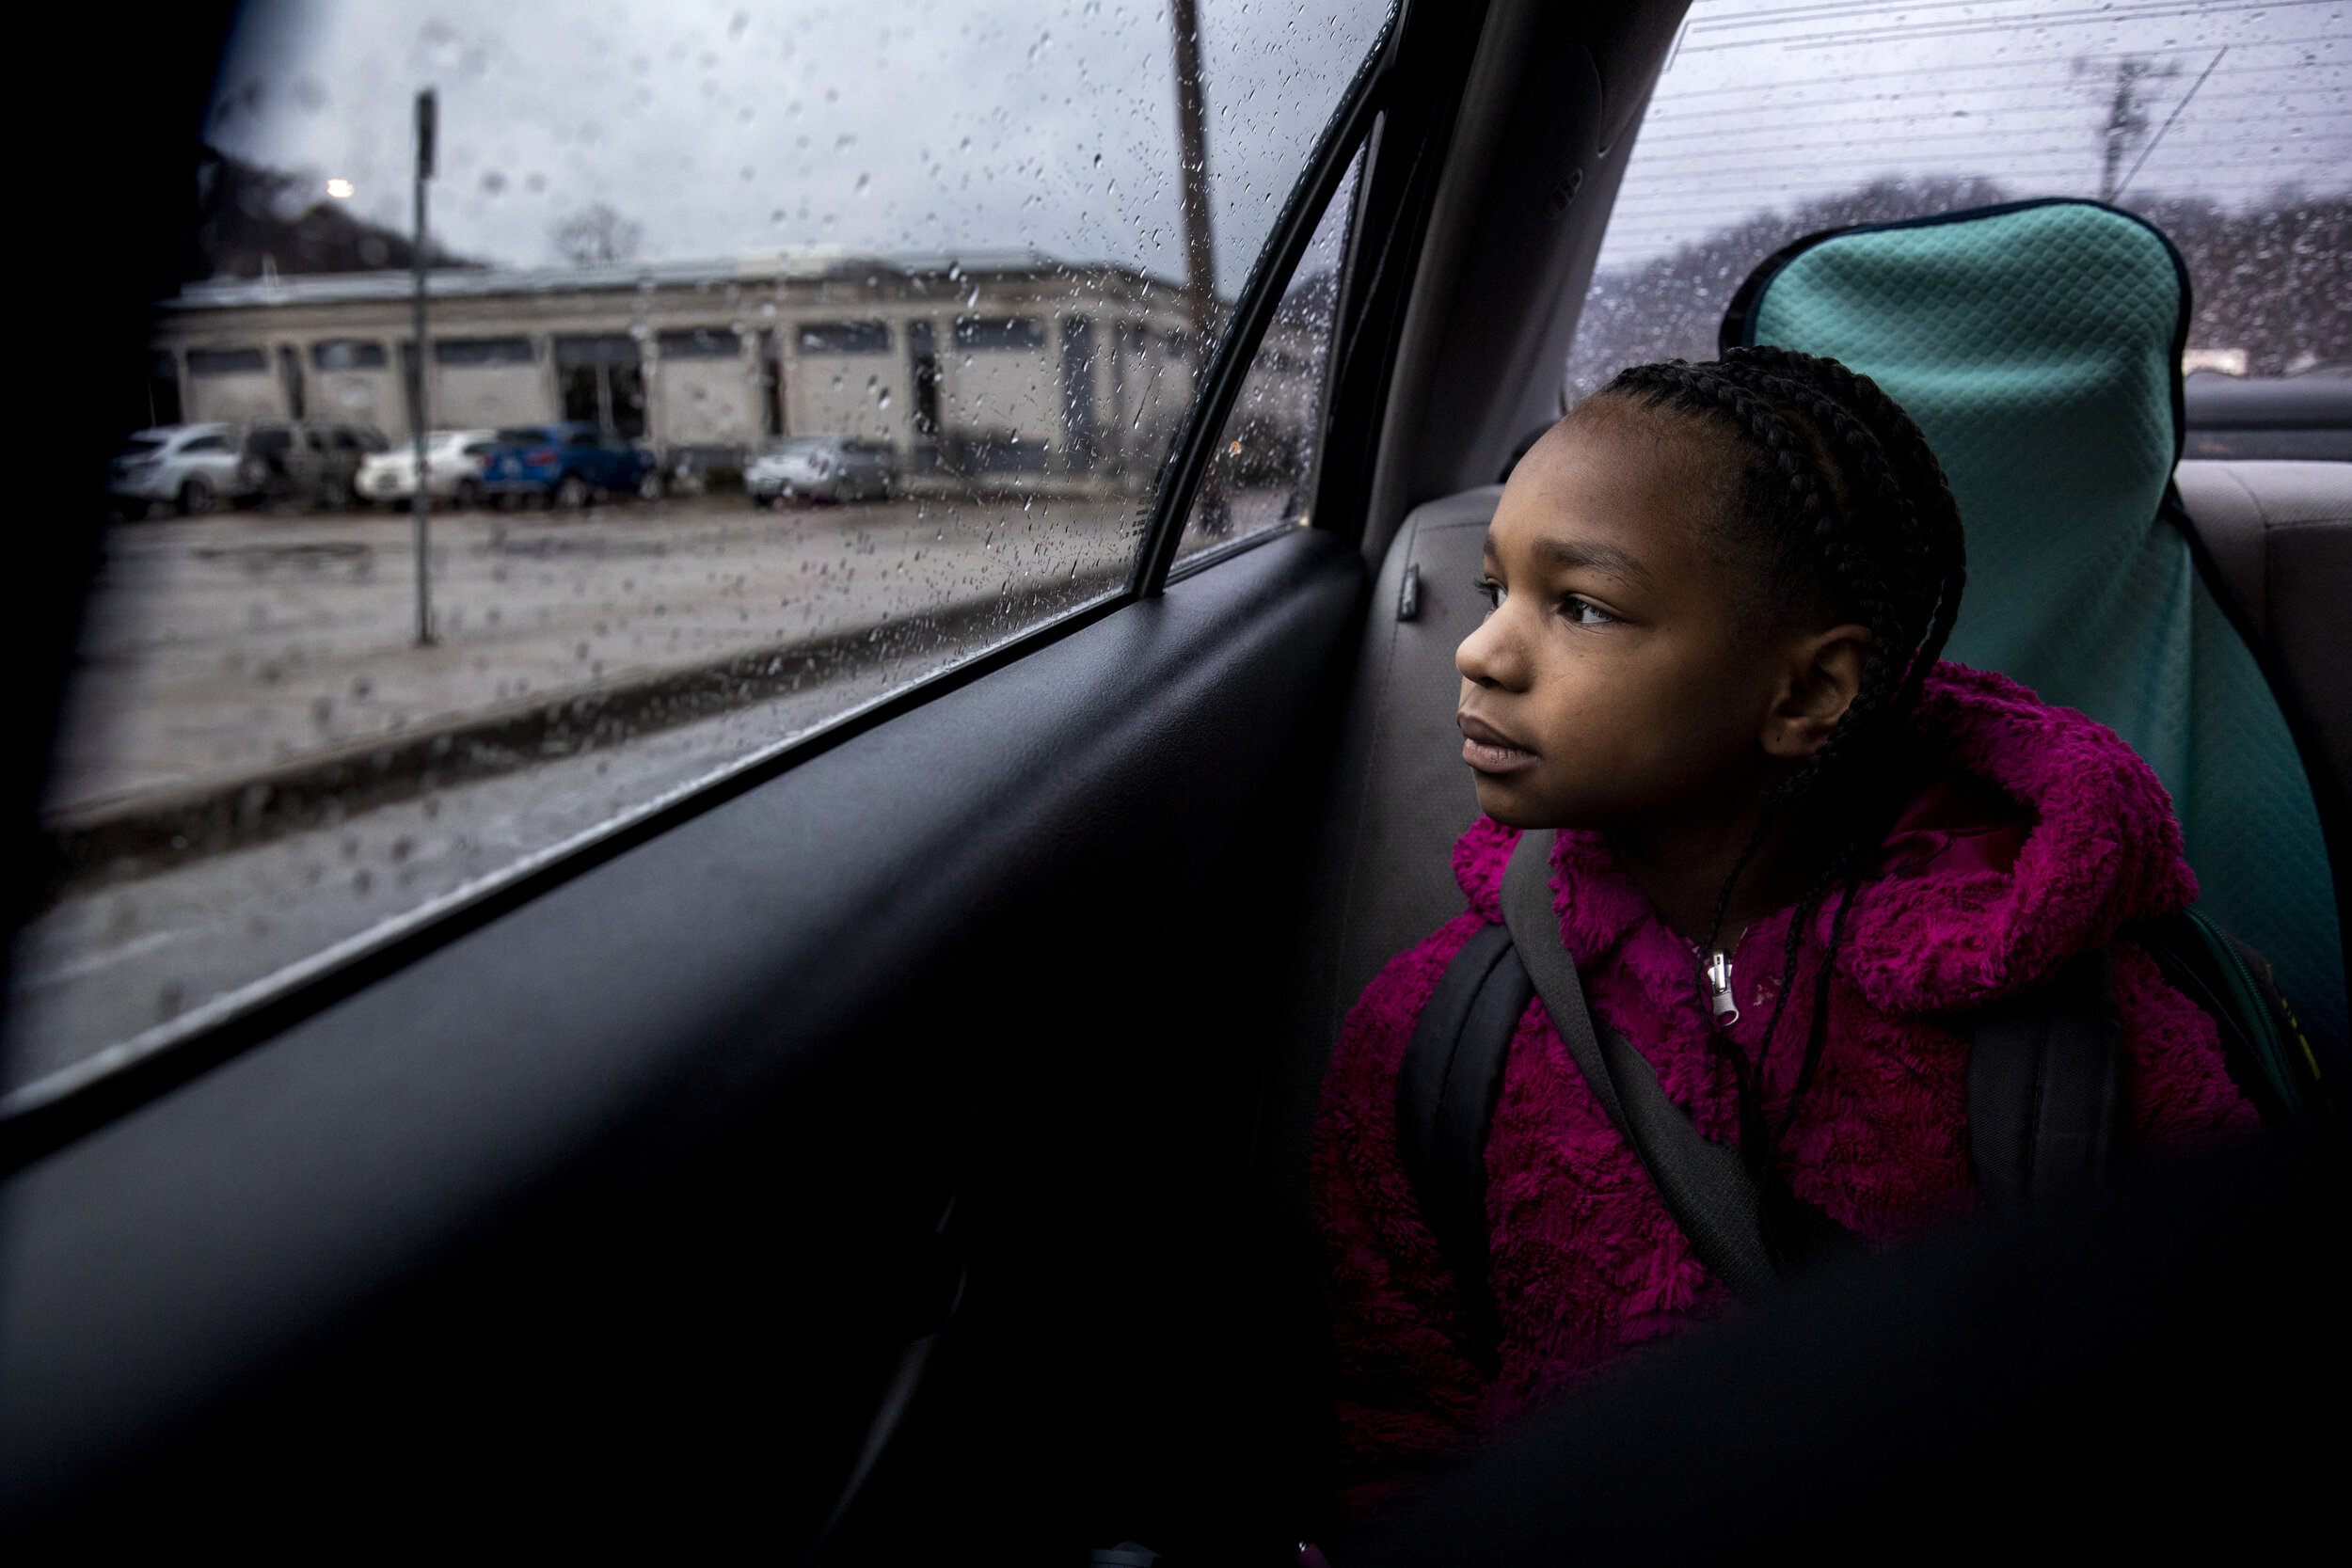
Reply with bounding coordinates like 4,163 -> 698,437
1501,829 -> 1781,1301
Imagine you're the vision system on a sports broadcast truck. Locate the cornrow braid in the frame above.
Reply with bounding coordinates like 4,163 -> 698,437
1597,348 -> 1967,1259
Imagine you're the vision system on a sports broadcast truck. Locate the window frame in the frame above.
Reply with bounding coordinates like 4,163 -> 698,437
2,2 -> 1409,1155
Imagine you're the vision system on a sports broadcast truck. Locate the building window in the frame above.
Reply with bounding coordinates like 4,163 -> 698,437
796,320 -> 892,355
658,327 -> 743,359
185,346 -> 266,376
954,316 -> 1047,352
434,336 -> 536,367
310,339 -> 389,372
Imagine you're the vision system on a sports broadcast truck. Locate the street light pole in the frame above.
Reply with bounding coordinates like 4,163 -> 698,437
411,88 -> 437,646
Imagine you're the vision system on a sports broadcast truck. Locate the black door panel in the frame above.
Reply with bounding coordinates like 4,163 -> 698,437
1,528 -> 1363,1552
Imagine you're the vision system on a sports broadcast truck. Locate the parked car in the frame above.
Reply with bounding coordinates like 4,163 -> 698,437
745,436 -> 898,505
237,421 -> 389,510
356,429 -> 502,508
482,422 -> 662,508
106,423 -> 246,516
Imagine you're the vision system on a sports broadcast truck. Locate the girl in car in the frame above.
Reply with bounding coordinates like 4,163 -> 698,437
1312,345 -> 2258,1519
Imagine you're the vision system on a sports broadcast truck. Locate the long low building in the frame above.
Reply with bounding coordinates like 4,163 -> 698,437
145,250 -> 1294,495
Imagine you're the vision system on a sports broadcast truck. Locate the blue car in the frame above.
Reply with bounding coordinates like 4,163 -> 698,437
482,422 -> 661,508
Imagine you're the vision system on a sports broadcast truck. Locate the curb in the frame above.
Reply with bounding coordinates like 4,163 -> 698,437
42,567 -> 1125,904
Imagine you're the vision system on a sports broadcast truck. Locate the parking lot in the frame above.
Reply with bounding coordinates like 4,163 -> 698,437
18,485 -> 1291,1087
53,488 -> 1145,815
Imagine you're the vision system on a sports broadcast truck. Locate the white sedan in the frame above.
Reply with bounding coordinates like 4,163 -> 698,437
107,424 -> 246,516
356,429 -> 501,507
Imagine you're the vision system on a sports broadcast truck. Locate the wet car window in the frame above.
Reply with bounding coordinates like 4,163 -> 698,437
14,0 -> 1392,1104
1565,0 -> 2349,403
1174,148 -> 1359,565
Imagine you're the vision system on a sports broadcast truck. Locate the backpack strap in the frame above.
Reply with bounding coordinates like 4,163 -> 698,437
1397,922 -> 1531,1363
1965,945 -> 2122,1209
1501,830 -> 1782,1301
2125,908 -> 2329,1136
1396,832 -> 2152,1356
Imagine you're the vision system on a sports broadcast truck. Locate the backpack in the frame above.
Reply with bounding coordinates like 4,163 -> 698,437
1396,830 -> 2330,1361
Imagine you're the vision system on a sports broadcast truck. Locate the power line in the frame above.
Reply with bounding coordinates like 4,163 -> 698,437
1643,80 -> 2347,132
2117,47 -> 2234,199
1687,8 -> 2341,56
1637,106 -> 2352,146
1679,0 -> 2335,38
1646,36 -> 2348,102
1611,138 -> 2350,183
1619,128 -> 2352,169
1681,0 -> 2345,55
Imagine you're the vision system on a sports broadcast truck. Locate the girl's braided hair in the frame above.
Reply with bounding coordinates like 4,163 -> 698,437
1597,345 -> 1967,1264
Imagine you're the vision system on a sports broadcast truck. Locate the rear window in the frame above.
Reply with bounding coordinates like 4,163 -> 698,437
119,438 -> 165,457
496,427 -> 554,446
1565,0 -> 2350,404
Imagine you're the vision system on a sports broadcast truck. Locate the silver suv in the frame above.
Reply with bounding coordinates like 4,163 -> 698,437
237,421 -> 389,511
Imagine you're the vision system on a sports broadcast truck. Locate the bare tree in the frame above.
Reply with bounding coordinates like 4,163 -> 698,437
552,201 -> 643,267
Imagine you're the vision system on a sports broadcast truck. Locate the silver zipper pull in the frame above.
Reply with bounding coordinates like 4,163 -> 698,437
1706,950 -> 1740,1026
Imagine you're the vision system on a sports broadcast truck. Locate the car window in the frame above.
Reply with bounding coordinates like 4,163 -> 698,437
1563,0 -> 2349,406
119,438 -> 167,458
1173,147 -> 1360,566
13,0 -> 1393,1102
183,435 -> 231,453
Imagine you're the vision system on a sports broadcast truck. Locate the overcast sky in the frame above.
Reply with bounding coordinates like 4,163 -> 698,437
206,0 -> 1389,286
204,0 -> 2344,281
1602,0 -> 2350,265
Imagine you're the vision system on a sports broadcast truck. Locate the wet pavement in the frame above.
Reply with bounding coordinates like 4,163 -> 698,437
51,490 -> 1143,816
11,485 -> 1286,1098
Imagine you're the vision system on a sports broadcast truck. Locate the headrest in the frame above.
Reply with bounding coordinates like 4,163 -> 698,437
1720,198 -> 2344,1049
1722,198 -> 2186,689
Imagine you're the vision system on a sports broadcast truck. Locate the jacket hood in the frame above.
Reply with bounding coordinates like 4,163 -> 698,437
1455,661 -> 2198,1016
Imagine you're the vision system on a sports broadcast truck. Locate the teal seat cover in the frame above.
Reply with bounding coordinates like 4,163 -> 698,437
1740,198 -> 2345,1049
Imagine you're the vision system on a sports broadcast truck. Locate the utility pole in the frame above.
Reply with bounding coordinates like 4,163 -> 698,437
1169,0 -> 1215,343
411,88 -> 437,645
1168,0 -> 1228,531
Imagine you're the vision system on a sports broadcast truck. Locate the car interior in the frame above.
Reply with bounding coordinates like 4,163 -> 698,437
7,0 -> 2347,1560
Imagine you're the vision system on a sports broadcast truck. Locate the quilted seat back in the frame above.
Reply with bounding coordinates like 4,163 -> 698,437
1725,198 -> 2345,1050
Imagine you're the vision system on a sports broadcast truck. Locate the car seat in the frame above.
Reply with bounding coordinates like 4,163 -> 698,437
1722,197 -> 2346,1054
1264,200 -> 2350,1223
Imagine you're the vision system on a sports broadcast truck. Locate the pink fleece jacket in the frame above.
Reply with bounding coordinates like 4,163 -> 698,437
1312,663 -> 2257,1513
